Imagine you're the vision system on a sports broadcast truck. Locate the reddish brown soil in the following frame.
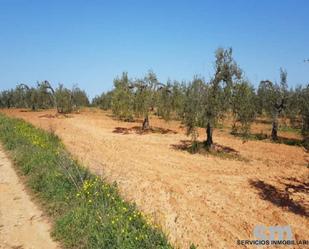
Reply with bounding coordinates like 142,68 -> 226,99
1,108 -> 308,249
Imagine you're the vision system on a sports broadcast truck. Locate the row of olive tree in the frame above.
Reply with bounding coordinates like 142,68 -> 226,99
180,48 -> 308,148
92,48 -> 308,149
0,81 -> 89,113
93,74 -> 187,126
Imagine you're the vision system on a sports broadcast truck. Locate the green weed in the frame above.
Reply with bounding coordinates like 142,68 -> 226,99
0,113 -> 172,249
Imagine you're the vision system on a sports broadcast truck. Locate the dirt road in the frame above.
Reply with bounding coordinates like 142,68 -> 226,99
2,109 -> 308,249
0,146 -> 59,249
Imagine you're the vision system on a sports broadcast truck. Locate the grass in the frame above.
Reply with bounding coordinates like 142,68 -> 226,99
278,125 -> 301,134
0,113 -> 173,249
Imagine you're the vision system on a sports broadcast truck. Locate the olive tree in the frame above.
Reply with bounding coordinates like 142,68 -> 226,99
111,72 -> 134,121
17,81 -> 55,110
299,84 -> 309,147
182,48 -> 243,148
12,85 -> 28,108
170,81 -> 187,120
231,80 -> 256,137
37,81 -> 55,109
183,77 -> 205,142
156,80 -> 173,121
0,90 -> 14,108
71,85 -> 89,107
19,84 -> 41,110
203,48 -> 242,147
285,86 -> 303,128
132,71 -> 163,129
55,84 -> 73,114
92,91 -> 113,110
257,69 -> 288,140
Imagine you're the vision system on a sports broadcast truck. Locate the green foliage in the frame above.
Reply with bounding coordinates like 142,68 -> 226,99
0,114 -> 172,249
37,81 -> 55,109
205,48 -> 242,126
183,77 -> 205,141
133,79 -> 151,119
12,85 -> 28,108
0,81 -> 89,114
13,81 -> 54,111
156,81 -> 173,121
189,243 -> 198,249
111,70 -> 170,129
55,84 -> 89,114
111,72 -> 134,121
182,48 -> 243,147
285,86 -> 302,128
0,89 -> 14,108
257,69 -> 288,140
0,53 -> 308,147
299,84 -> 309,147
71,85 -> 90,107
231,80 -> 256,137
92,91 -> 113,110
55,84 -> 74,114
92,72 -> 187,130
170,81 -> 187,120
132,71 -> 162,129
257,70 -> 288,118
156,80 -> 187,121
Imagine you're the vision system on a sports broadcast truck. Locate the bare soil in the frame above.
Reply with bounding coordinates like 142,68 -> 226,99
2,108 -> 308,249
0,145 -> 59,249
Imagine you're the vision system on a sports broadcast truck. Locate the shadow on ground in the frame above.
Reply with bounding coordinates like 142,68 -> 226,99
113,126 -> 177,135
39,113 -> 74,119
231,132 -> 268,141
171,140 -> 247,161
249,178 -> 309,217
231,132 -> 306,148
276,136 -> 304,147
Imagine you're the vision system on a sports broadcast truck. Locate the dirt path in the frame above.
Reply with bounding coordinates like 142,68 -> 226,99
2,109 -> 308,249
0,146 -> 60,249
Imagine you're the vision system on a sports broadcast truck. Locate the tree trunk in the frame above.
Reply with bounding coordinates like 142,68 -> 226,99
271,120 -> 278,141
142,115 -> 150,130
205,122 -> 213,148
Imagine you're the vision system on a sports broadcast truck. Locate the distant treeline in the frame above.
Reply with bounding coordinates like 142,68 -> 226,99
0,82 -> 89,113
1,48 -> 308,148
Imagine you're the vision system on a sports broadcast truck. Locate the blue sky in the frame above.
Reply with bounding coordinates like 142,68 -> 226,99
0,0 -> 308,98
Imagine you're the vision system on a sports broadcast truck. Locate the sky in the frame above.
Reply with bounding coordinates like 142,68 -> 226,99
0,0 -> 308,99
